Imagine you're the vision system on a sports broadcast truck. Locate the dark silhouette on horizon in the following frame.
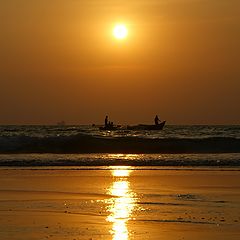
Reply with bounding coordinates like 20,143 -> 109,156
154,115 -> 161,125
105,115 -> 114,127
105,115 -> 108,127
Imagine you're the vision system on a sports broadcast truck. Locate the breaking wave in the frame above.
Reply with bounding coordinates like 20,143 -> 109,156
0,153 -> 239,167
0,133 -> 240,154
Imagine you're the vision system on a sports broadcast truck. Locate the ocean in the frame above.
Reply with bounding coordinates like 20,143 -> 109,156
0,125 -> 240,168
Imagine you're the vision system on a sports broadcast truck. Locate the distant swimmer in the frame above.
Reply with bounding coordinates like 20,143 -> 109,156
105,115 -> 108,127
154,115 -> 161,125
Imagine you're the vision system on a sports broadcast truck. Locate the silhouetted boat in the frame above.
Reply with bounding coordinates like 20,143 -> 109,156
127,121 -> 166,130
99,125 -> 122,131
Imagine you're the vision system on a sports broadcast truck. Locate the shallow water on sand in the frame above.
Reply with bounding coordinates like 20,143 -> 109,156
0,168 -> 239,240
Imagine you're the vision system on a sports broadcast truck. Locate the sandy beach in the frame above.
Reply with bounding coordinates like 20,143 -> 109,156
0,168 -> 239,240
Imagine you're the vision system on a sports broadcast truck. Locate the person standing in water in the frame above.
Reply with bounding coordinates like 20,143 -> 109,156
154,115 -> 160,125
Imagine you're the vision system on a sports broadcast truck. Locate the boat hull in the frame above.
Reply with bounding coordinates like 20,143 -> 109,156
99,126 -> 121,131
127,121 -> 166,130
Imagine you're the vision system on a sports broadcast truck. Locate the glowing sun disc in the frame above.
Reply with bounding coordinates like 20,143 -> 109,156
113,24 -> 128,40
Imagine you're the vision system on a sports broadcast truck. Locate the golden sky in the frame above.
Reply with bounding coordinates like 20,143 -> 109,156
0,0 -> 240,124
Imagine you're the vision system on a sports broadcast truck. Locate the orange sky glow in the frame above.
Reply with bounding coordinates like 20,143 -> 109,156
0,0 -> 240,125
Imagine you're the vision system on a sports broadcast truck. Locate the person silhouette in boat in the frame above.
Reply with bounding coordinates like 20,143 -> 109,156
105,116 -> 114,128
105,115 -> 109,127
154,115 -> 161,125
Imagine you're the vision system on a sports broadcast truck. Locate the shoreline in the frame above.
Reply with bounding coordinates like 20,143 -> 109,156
0,166 -> 240,171
1,153 -> 240,168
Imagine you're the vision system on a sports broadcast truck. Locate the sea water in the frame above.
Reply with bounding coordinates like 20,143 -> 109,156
0,125 -> 239,168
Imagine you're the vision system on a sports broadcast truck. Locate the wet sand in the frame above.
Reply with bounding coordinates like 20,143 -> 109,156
0,168 -> 240,240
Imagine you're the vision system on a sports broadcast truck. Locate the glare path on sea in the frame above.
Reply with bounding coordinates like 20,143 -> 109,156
105,166 -> 138,240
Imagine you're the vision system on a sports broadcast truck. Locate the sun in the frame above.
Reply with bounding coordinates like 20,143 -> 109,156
113,24 -> 128,40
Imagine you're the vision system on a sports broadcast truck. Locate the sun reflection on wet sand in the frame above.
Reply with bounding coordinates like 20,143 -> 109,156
106,167 -> 137,240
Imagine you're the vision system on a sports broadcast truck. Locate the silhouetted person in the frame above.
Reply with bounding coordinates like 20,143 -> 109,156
105,116 -> 108,127
154,115 -> 160,125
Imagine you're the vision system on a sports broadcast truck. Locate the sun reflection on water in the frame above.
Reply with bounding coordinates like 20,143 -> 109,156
106,167 -> 137,240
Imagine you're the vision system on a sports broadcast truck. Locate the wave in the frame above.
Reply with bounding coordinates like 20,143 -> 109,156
0,133 -> 240,154
0,153 -> 239,167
